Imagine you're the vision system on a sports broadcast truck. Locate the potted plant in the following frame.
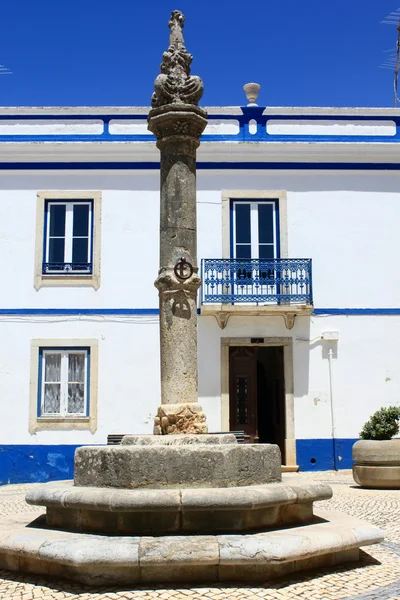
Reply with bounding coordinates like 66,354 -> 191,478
353,406 -> 400,488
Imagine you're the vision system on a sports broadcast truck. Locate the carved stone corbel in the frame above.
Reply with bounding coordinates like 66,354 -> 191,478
214,312 -> 230,329
283,313 -> 296,330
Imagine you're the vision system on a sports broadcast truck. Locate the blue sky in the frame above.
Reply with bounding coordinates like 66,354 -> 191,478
0,0 -> 399,107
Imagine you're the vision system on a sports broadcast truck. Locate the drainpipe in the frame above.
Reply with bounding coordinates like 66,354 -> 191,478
327,343 -> 337,470
321,332 -> 339,470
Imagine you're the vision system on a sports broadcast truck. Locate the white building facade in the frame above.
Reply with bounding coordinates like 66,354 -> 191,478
0,105 -> 399,483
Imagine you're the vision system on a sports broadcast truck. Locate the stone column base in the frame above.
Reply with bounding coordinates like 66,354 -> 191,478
154,402 -> 208,434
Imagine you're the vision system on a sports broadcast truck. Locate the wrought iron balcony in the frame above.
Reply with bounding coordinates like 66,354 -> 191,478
42,263 -> 92,274
201,258 -> 313,305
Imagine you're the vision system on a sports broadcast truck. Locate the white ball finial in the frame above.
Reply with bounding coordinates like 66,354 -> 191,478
243,82 -> 261,106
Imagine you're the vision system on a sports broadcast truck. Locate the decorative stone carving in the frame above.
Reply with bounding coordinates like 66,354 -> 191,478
154,402 -> 208,435
283,312 -> 296,330
151,10 -> 204,108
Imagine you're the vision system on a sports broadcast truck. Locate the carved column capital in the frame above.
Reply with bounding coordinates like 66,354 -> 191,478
148,104 -> 207,148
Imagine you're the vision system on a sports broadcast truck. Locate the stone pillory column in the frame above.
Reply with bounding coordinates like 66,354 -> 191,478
148,10 -> 208,434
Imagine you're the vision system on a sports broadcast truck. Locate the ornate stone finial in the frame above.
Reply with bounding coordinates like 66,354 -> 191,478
151,10 -> 204,108
243,82 -> 261,106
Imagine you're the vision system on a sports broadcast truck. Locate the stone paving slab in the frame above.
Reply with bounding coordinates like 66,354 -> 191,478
0,470 -> 399,599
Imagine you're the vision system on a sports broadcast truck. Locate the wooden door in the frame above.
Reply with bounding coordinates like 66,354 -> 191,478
229,347 -> 259,442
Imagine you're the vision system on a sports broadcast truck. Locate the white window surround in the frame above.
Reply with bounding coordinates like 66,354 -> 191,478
29,339 -> 98,433
221,190 -> 288,259
34,191 -> 102,289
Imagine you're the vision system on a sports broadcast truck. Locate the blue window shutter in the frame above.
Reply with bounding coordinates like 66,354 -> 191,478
37,349 -> 43,417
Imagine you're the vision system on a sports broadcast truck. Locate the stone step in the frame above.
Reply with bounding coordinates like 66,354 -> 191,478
0,510 -> 383,585
26,479 -> 332,535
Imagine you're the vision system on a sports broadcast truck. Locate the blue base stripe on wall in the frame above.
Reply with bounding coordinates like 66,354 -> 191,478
296,439 -> 358,471
0,445 -> 82,485
0,441 -> 358,485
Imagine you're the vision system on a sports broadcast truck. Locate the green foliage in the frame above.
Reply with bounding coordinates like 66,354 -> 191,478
359,406 -> 400,440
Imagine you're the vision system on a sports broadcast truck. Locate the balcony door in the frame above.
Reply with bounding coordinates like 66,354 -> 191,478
232,200 -> 279,260
232,200 -> 280,301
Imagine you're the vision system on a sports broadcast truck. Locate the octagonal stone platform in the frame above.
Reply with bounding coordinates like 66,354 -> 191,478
26,436 -> 325,535
0,434 -> 384,585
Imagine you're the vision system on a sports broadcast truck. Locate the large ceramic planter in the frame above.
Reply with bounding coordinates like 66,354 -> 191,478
353,439 -> 400,489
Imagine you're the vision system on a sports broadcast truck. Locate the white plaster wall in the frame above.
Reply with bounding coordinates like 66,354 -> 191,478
196,169 -> 400,308
0,120 -> 104,135
198,314 -> 400,442
305,315 -> 400,440
1,312 -> 399,445
1,168 -> 400,446
266,120 -> 396,136
0,115 -> 395,138
1,170 -> 400,309
0,315 -> 161,445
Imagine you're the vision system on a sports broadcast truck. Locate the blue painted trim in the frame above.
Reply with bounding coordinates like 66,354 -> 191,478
37,349 -> 43,418
0,439 -> 358,484
0,307 -> 400,316
0,308 -> 159,315
0,161 -> 400,171
313,308 -> 400,315
309,259 -> 314,306
42,203 -> 48,266
0,135 -> 399,143
86,349 -> 90,417
275,201 -> 281,258
0,445 -> 82,484
296,438 -> 357,471
229,201 -> 234,260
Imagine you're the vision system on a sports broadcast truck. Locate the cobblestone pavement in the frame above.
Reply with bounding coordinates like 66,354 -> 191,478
1,472 -> 400,599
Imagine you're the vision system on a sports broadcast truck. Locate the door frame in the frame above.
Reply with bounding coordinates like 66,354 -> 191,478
221,336 -> 296,467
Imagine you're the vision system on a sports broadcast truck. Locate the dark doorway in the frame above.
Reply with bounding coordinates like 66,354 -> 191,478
229,346 -> 286,462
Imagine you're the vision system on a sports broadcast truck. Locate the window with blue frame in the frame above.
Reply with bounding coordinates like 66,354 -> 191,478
38,348 -> 90,417
43,200 -> 93,274
232,200 -> 279,260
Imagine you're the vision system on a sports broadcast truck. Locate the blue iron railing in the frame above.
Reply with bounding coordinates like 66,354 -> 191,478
42,263 -> 92,274
201,258 -> 313,305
